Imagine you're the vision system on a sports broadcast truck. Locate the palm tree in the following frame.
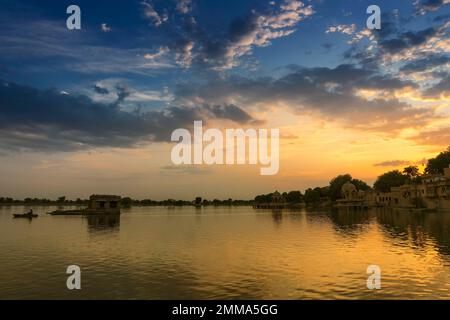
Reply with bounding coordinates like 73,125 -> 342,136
403,166 -> 419,179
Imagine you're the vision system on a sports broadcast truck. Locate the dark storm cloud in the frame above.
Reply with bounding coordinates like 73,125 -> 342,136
176,64 -> 415,100
0,81 -> 258,152
204,104 -> 263,125
345,9 -> 448,72
400,55 -> 450,73
416,0 -> 448,14
423,0 -> 445,9
162,1 -> 313,69
168,11 -> 261,69
378,27 -> 438,54
174,63 -> 433,133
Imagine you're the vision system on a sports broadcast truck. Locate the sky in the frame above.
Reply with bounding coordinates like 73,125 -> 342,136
0,0 -> 449,200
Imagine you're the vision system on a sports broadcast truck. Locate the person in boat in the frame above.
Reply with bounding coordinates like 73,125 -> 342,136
28,209 -> 33,215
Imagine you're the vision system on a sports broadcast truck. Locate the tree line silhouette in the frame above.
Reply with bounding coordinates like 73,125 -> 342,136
2,147 -> 449,207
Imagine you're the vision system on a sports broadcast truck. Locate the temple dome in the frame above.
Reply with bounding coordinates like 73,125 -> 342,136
341,182 -> 357,200
342,182 -> 356,193
271,191 -> 283,202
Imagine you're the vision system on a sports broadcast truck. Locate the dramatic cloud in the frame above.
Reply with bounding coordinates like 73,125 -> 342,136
0,81 -> 258,152
378,27 -> 439,54
344,11 -> 449,101
415,0 -> 450,15
175,63 -> 435,133
167,0 -> 313,69
0,1 -> 446,152
400,54 -> 449,73
0,1 -> 314,73
204,104 -> 263,125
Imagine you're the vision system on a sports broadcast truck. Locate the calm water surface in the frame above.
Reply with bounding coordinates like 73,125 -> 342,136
1,206 -> 450,299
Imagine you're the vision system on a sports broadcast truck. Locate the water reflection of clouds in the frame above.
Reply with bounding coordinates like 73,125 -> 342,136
3,206 -> 450,299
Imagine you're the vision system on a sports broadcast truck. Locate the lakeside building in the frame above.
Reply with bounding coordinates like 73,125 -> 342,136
336,167 -> 450,210
336,182 -> 369,208
48,194 -> 121,215
253,191 -> 291,209
375,167 -> 450,210
85,195 -> 121,214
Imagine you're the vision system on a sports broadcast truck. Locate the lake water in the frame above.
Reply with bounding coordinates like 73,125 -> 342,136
1,206 -> 450,299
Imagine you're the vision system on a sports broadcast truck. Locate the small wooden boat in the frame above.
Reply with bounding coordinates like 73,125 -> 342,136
13,213 -> 38,219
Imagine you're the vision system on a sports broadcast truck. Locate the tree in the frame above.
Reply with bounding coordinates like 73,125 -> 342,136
328,174 -> 353,201
304,188 -> 321,204
285,191 -> 303,203
425,147 -> 450,174
57,196 -> 66,203
374,170 -> 408,192
351,179 -> 371,191
254,193 -> 272,203
403,165 -> 419,179
121,197 -> 133,208
194,197 -> 202,206
328,174 -> 370,201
